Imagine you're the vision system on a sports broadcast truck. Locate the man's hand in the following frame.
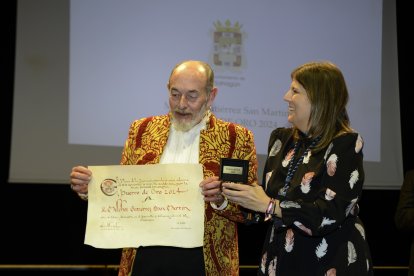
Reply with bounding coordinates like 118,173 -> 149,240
70,165 -> 92,195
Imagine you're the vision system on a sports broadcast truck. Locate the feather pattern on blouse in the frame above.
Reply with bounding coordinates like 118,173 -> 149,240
324,142 -> 333,160
345,198 -> 358,216
355,134 -> 363,153
284,229 -> 294,252
348,241 -> 357,265
315,238 -> 328,259
349,170 -> 359,189
300,172 -> 315,193
327,154 -> 338,176
269,139 -> 282,157
355,223 -> 366,240
280,201 -> 301,209
320,217 -> 336,227
325,188 -> 337,200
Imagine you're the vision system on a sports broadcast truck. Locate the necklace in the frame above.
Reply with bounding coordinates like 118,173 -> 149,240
278,136 -> 320,196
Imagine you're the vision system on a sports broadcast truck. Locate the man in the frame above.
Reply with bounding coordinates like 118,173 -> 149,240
70,60 -> 258,276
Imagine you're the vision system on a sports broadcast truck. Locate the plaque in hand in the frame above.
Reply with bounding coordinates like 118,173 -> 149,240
219,158 -> 249,184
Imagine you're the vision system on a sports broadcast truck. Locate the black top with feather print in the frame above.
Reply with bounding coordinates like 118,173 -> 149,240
258,127 -> 373,276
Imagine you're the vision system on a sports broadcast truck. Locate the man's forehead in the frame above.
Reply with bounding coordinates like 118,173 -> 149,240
175,62 -> 206,74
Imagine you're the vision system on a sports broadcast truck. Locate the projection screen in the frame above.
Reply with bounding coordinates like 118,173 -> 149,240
10,0 -> 403,189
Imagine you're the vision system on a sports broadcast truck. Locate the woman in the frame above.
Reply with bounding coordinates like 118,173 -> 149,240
222,61 -> 373,275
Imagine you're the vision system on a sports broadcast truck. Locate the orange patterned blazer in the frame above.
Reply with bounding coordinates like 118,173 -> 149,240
117,113 -> 258,276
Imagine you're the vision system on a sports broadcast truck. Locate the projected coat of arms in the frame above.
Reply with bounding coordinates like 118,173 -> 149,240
213,20 -> 244,68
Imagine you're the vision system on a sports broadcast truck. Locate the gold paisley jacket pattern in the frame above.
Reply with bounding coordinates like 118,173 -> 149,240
117,113 -> 258,276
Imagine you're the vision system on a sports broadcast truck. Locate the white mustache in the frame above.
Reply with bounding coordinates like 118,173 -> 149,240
173,109 -> 191,115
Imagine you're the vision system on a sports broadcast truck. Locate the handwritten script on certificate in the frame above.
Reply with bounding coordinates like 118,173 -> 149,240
84,164 -> 204,249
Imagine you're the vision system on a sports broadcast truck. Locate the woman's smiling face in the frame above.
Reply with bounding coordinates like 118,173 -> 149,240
283,79 -> 312,134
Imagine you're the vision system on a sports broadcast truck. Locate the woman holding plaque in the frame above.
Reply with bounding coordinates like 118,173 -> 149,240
222,61 -> 373,275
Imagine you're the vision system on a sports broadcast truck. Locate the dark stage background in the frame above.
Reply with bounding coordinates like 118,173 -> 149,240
1,1 -> 412,275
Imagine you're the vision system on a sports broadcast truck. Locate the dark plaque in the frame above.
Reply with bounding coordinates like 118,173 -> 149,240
219,158 -> 249,184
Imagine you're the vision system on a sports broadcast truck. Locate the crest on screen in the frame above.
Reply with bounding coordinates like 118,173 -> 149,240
212,20 -> 246,71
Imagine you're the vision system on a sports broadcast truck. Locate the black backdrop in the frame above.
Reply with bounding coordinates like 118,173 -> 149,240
1,0 -> 412,275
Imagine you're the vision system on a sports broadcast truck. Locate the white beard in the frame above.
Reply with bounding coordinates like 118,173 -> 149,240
171,103 -> 209,132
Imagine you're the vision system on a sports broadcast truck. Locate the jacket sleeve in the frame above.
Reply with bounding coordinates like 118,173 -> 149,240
395,170 -> 414,232
213,126 -> 259,223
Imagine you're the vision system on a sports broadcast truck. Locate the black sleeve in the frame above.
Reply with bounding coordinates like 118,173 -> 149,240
395,170 -> 414,232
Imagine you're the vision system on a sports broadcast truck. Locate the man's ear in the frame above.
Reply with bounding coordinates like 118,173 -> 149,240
209,87 -> 218,104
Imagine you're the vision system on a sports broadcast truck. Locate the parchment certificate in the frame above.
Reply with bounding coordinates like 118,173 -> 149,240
84,164 -> 204,249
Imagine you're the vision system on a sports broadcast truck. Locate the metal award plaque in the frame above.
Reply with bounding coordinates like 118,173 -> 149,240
219,158 -> 249,184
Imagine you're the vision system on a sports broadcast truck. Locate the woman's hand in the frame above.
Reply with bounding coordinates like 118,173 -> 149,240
222,182 -> 270,213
